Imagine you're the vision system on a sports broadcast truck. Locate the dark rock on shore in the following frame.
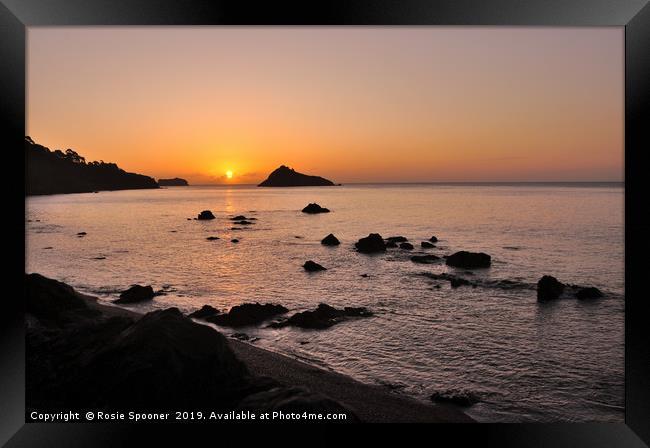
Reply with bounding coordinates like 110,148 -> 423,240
258,165 -> 335,187
399,242 -> 414,250
197,210 -> 216,220
321,233 -> 340,246
26,274 -> 358,417
421,241 -> 435,248
205,303 -> 289,327
25,136 -> 159,196
446,251 -> 491,268
158,177 -> 189,186
355,233 -> 386,253
114,285 -> 155,304
430,389 -> 479,407
302,203 -> 330,214
303,260 -> 327,272
271,303 -> 372,330
386,236 -> 408,243
537,275 -> 565,301
411,254 -> 441,264
188,305 -> 220,319
25,273 -> 98,323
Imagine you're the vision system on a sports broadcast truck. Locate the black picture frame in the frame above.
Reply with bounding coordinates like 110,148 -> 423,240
2,0 -> 649,445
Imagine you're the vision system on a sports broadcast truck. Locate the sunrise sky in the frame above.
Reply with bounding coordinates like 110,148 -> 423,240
27,27 -> 623,184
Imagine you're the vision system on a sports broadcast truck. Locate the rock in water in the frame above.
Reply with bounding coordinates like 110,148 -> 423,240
158,177 -> 189,186
197,210 -> 216,220
399,242 -> 414,250
302,203 -> 330,214
421,241 -> 435,248
445,251 -> 491,268
355,233 -> 386,253
205,303 -> 289,327
386,236 -> 408,243
303,260 -> 327,272
575,286 -> 603,300
206,236 -> 220,241
230,215 -> 256,221
271,303 -> 372,329
410,254 -> 441,264
114,285 -> 155,304
188,305 -> 220,319
537,275 -> 565,301
321,233 -> 340,246
429,236 -> 439,243
258,165 -> 335,187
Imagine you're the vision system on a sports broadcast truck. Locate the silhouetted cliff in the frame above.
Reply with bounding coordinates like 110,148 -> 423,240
258,165 -> 335,187
158,177 -> 189,186
25,137 -> 159,195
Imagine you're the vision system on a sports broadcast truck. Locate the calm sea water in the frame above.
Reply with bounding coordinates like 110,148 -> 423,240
26,184 -> 624,422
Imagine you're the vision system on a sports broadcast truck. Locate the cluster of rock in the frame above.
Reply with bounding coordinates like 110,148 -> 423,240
191,303 -> 289,327
25,273 -> 355,417
353,234 -> 441,254
269,304 -> 373,329
536,275 -> 603,301
187,301 -> 372,331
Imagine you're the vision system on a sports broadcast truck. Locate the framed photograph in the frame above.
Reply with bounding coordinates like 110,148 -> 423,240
3,0 -> 649,445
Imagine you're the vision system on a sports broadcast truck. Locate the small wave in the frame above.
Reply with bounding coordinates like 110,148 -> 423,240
418,272 -> 534,291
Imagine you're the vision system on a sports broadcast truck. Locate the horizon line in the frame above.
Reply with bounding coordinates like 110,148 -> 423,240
180,180 -> 624,186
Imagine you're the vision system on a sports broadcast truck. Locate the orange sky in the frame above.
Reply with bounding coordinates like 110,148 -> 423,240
27,27 -> 623,184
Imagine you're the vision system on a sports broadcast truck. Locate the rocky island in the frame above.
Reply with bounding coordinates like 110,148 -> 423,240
158,177 -> 189,186
25,137 -> 159,195
258,165 -> 336,187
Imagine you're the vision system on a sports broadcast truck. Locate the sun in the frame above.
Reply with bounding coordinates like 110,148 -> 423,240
226,170 -> 233,179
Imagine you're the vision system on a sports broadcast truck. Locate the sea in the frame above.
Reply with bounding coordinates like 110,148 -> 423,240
25,183 -> 624,422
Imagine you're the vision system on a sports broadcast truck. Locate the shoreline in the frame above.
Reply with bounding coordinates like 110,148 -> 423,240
84,295 -> 472,423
